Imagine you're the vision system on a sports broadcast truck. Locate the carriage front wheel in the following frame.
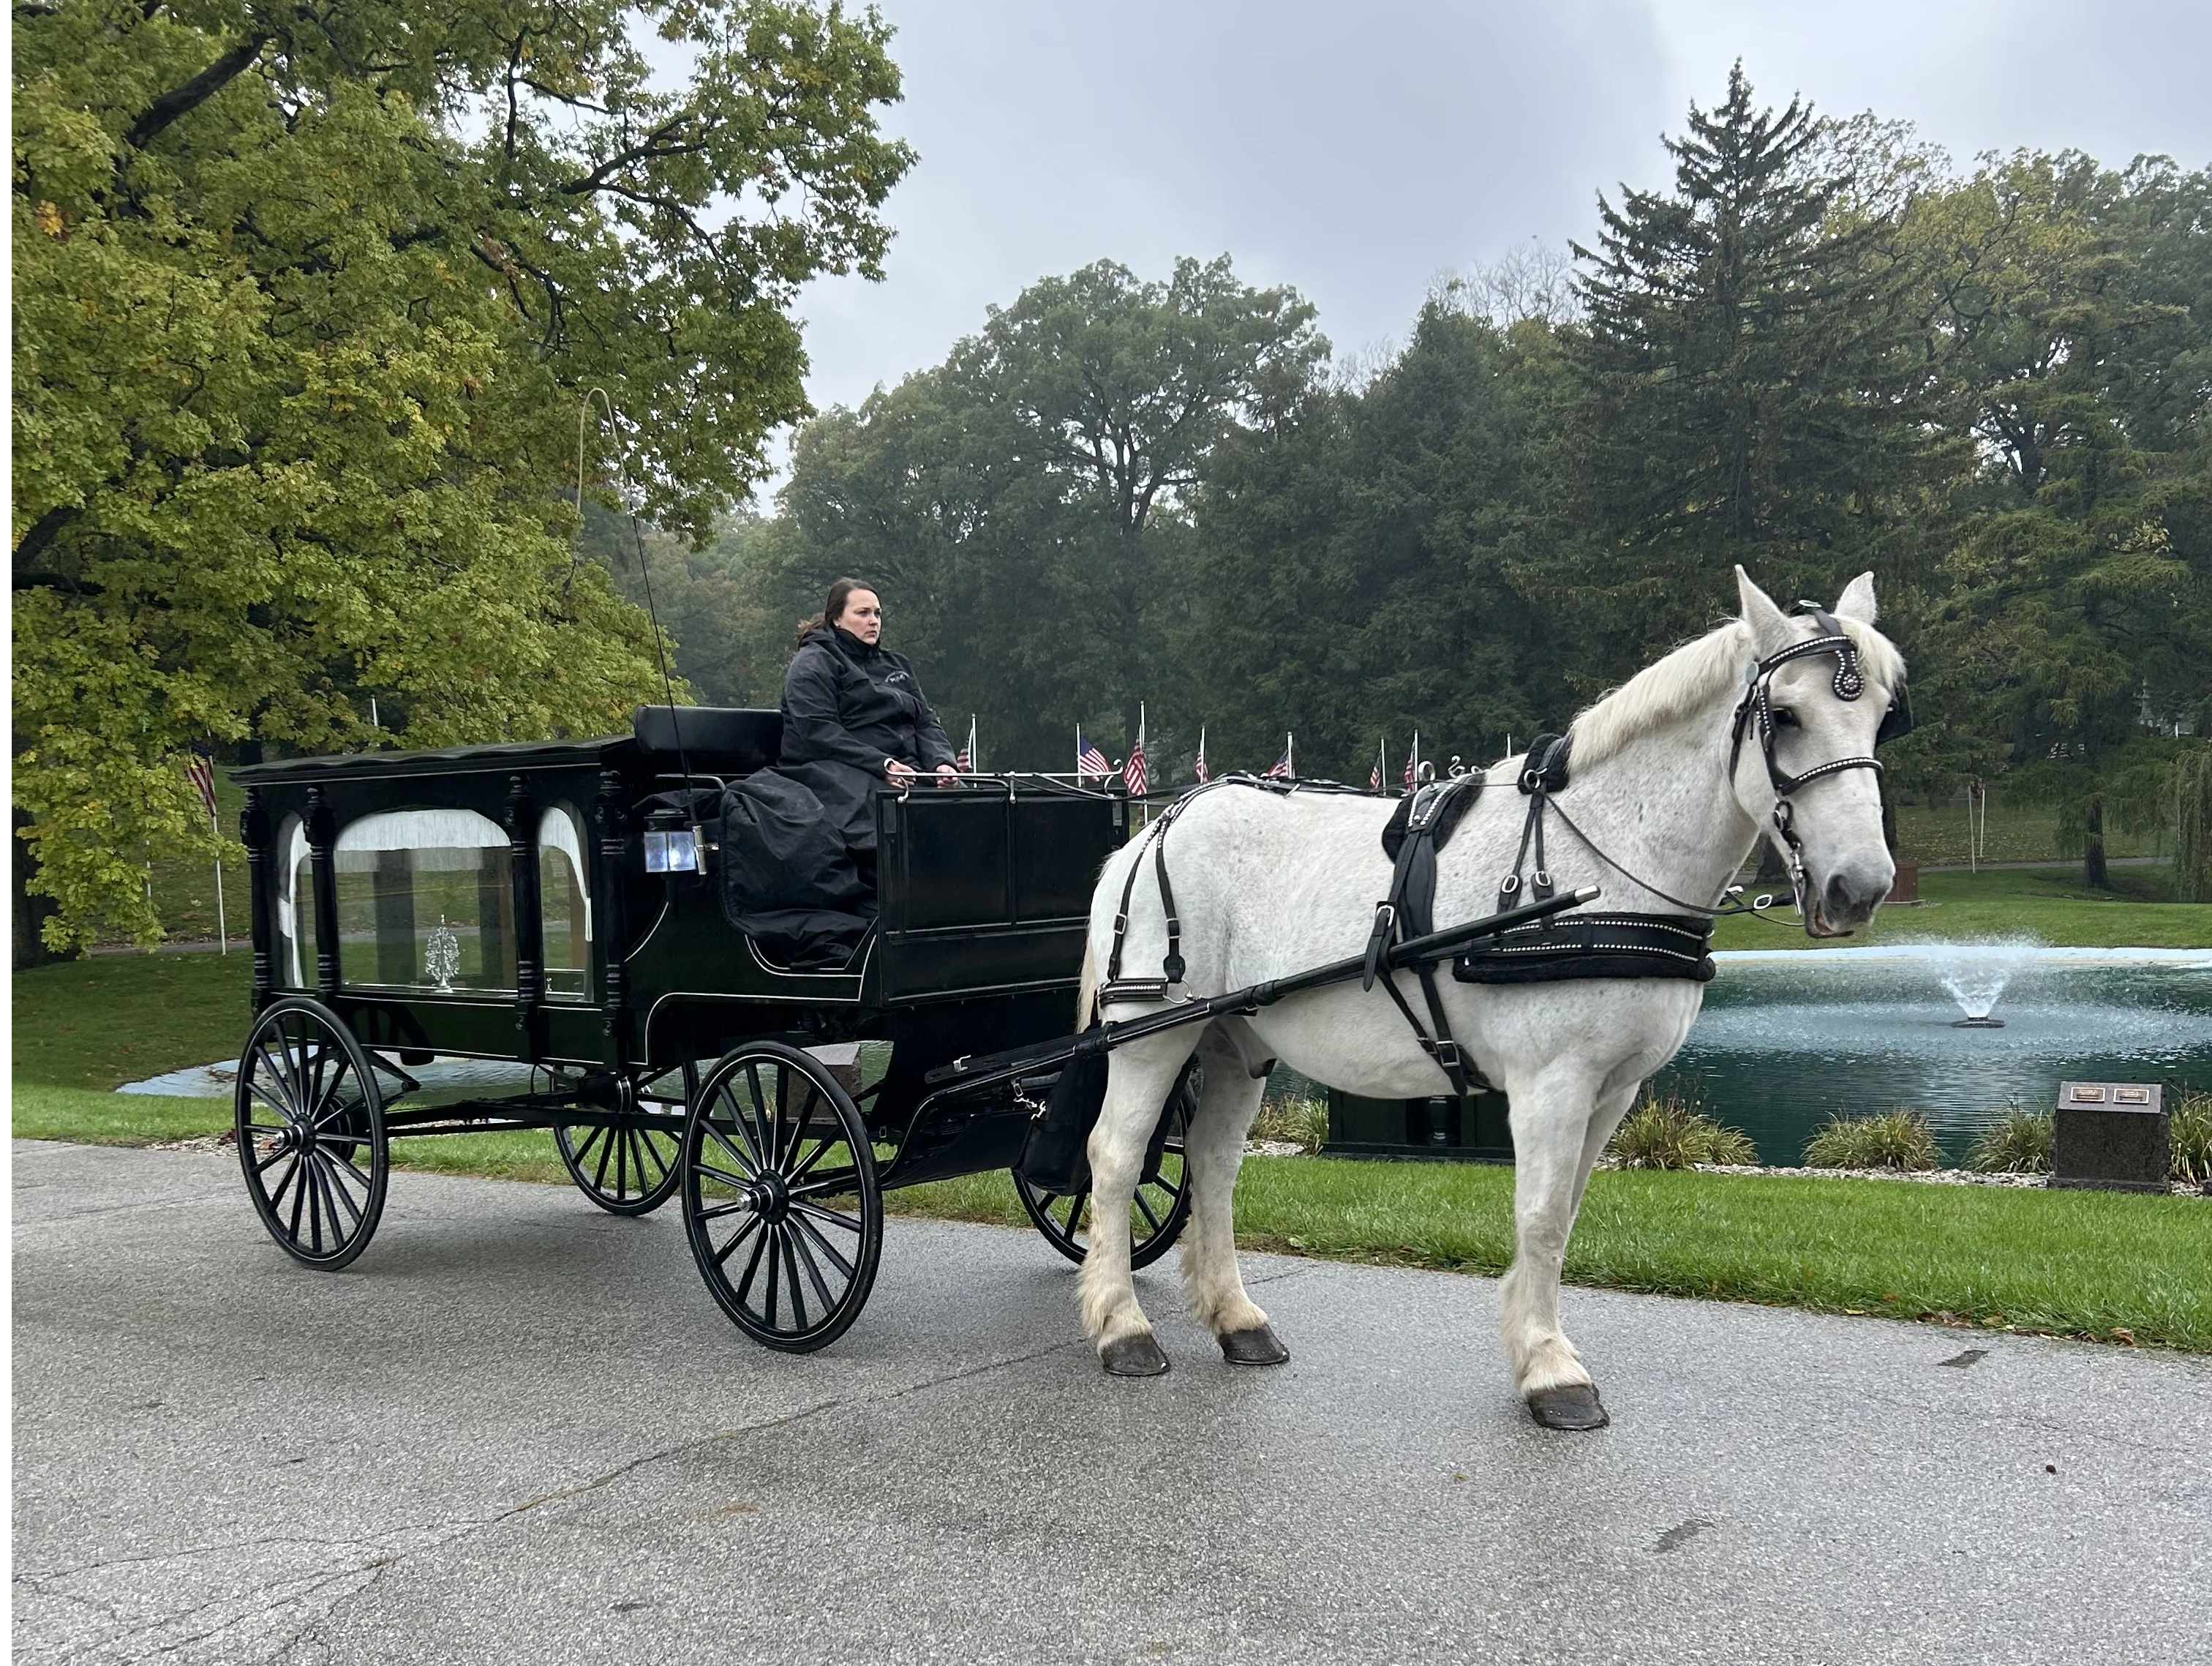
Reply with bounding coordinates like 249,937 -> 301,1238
680,1043 -> 883,1352
233,997 -> 389,1270
1014,1092 -> 1191,1270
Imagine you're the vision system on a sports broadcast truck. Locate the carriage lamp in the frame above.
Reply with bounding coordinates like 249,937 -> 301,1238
644,826 -> 703,874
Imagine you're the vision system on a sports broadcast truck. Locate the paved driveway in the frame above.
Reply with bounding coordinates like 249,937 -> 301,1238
13,1139 -> 2210,1665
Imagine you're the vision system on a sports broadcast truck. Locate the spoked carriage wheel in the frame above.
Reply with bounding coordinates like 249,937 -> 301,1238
233,997 -> 389,1271
680,1043 -> 883,1352
554,1115 -> 682,1216
1015,1096 -> 1191,1270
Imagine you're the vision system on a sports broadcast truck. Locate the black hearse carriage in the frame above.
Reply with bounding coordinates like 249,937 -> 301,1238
229,706 -> 1191,1351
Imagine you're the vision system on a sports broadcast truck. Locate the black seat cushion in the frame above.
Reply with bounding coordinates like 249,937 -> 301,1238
633,706 -> 783,773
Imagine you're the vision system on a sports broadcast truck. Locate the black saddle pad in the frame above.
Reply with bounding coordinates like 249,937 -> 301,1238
1380,774 -> 1483,861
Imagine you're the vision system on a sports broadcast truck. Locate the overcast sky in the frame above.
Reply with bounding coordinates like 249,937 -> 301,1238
780,0 -> 2212,446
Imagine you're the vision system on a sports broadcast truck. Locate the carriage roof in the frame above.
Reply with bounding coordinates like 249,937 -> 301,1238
229,707 -> 785,788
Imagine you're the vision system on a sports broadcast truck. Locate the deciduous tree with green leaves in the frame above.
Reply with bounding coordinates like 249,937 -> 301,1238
774,256 -> 1324,764
1902,151 -> 2212,885
12,0 -> 914,952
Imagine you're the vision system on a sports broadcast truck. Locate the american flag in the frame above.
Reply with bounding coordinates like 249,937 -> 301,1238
1263,734 -> 1294,780
1403,732 -> 1419,789
186,752 -> 218,821
955,716 -> 977,773
1369,739 -> 1385,791
1193,727 -> 1208,784
1123,706 -> 1147,797
1076,728 -> 1110,779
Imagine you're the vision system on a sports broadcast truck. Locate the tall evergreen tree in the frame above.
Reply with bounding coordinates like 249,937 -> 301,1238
1562,64 -> 1932,682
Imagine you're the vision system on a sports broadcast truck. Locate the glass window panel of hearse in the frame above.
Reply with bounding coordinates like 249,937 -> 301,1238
538,804 -> 592,1002
331,809 -> 516,994
276,814 -> 313,988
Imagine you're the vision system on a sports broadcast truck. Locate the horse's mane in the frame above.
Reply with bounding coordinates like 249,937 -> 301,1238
1565,615 -> 1906,771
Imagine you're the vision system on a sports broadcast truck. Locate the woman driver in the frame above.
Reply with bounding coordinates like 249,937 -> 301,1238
778,578 -> 958,852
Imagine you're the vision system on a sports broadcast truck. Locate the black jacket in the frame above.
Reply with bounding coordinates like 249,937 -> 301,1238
779,626 -> 955,775
777,626 -> 955,851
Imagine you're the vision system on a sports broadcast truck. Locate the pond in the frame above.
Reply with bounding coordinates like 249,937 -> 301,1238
1660,945 -> 2212,1165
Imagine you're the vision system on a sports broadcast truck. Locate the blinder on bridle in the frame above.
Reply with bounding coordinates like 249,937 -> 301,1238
1726,601 -> 1907,920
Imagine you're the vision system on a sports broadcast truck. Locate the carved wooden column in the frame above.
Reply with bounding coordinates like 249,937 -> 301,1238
593,768 -> 630,1064
241,788 -> 274,1013
306,784 -> 340,1000
505,775 -> 543,1059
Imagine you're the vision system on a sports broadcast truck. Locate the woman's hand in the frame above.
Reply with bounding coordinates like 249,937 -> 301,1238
884,757 -> 916,784
934,763 -> 960,788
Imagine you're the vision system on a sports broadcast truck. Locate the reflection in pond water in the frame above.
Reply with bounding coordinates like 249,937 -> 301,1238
1658,945 -> 2212,1166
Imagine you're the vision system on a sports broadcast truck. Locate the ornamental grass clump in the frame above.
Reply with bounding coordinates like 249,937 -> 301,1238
1803,1110 -> 1940,1171
1968,1105 -> 2053,1174
1606,1092 -> 1758,1169
1249,1096 -> 1329,1154
2172,1090 -> 2212,1186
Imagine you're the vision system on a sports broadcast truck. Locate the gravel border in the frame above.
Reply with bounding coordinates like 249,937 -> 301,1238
1663,1160 -> 2207,1197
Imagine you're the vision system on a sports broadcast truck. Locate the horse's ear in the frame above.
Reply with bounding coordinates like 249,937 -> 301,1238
1834,571 -> 1878,624
1735,566 -> 1792,653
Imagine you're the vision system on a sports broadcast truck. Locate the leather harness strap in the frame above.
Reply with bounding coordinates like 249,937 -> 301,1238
1099,783 -> 1214,1003
1361,776 -> 1490,1097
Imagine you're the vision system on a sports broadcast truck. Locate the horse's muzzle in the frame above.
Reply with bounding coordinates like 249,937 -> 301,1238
1808,860 -> 1894,936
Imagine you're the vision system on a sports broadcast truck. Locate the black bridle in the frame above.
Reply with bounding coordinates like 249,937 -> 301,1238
1726,604 -> 1908,922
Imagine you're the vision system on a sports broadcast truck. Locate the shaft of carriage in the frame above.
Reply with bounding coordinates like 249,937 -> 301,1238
922,883 -> 1603,1100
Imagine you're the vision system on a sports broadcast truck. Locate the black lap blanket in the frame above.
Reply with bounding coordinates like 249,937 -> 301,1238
720,770 -> 876,970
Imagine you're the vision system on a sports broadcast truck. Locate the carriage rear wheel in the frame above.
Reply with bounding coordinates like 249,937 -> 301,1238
680,1043 -> 883,1352
233,997 -> 389,1270
1014,1097 -> 1190,1270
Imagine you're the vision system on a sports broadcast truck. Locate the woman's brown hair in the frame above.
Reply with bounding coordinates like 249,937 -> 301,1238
797,577 -> 873,644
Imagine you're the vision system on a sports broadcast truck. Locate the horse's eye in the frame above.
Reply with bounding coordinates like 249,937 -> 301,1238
1772,708 -> 1801,729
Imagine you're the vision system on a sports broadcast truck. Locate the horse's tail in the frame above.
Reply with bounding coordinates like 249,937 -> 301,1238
1075,936 -> 1099,1032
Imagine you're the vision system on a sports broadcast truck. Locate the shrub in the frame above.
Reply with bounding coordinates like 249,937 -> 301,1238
1607,1093 -> 1759,1169
1803,1110 -> 1940,1171
1968,1106 -> 2053,1174
2172,1090 -> 2212,1186
1249,1096 -> 1328,1154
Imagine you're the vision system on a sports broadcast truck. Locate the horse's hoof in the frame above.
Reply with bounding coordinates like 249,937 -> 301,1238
1219,1324 -> 1290,1366
1100,1334 -> 1170,1378
1526,1384 -> 1609,1431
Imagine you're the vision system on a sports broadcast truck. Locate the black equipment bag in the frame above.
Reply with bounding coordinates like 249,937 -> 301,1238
1015,1046 -> 1197,1196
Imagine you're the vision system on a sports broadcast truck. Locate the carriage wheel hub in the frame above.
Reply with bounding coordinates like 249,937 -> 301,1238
750,1174 -> 791,1223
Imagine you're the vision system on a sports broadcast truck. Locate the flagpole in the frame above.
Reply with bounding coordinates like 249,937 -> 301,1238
211,801 -> 228,956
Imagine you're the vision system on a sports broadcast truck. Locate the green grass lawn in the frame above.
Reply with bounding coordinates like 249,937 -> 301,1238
1892,795 -> 2165,868
12,950 -> 255,1090
1711,862 -> 2210,952
18,875 -> 2211,1351
879,1157 -> 2212,1350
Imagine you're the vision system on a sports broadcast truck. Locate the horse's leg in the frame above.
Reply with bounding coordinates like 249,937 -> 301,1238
1499,1065 -> 1615,1431
1077,1036 -> 1194,1377
1178,1027 -> 1288,1366
1571,1078 -> 1641,1217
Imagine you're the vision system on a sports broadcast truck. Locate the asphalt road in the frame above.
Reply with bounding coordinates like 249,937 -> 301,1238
14,1139 -> 2211,1665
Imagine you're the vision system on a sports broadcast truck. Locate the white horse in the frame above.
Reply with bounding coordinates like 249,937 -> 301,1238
1073,569 -> 1903,1427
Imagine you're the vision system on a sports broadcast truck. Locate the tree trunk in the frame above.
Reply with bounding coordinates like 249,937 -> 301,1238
2083,798 -> 2108,890
14,807 -> 61,969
